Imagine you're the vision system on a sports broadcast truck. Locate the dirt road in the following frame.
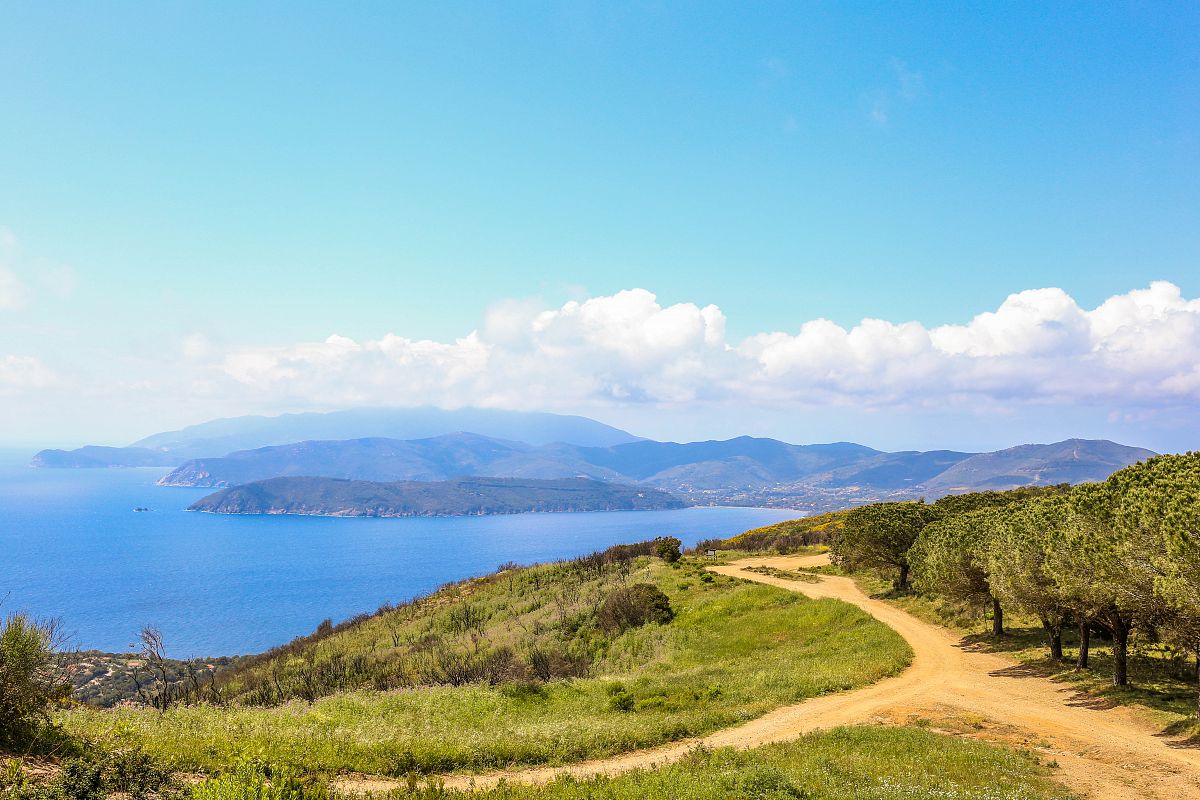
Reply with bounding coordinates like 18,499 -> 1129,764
337,555 -> 1200,798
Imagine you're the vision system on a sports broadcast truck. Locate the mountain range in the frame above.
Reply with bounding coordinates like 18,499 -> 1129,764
157,433 -> 880,489
158,431 -> 1154,510
32,408 -> 1158,512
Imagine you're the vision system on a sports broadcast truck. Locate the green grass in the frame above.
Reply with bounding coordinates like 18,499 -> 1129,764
60,561 -> 910,776
742,566 -> 822,583
2,727 -> 1075,800
423,726 -> 1075,800
176,726 -> 1071,800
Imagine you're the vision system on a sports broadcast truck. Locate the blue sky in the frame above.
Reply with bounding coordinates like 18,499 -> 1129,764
1,2 -> 1198,451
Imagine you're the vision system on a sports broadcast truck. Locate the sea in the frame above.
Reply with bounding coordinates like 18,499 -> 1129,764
0,449 -> 799,657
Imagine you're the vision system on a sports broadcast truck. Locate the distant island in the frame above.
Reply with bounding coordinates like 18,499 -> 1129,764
188,476 -> 687,517
31,445 -> 177,468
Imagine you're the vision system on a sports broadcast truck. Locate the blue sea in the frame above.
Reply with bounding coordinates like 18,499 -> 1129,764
0,449 -> 798,657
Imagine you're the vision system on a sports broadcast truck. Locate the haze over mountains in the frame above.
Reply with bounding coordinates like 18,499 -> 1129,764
31,407 -> 1156,513
32,408 -> 641,467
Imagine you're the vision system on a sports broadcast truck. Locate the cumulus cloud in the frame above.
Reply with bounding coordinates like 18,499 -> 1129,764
206,282 -> 1200,416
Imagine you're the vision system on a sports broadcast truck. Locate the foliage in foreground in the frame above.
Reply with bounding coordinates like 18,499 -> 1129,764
0,748 -> 173,800
1,614 -> 71,748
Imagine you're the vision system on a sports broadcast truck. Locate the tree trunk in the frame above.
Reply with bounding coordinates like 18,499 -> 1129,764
1076,622 -> 1090,670
1041,616 -> 1063,660
1111,616 -> 1129,687
896,564 -> 910,591
1193,651 -> 1199,720
991,597 -> 1004,637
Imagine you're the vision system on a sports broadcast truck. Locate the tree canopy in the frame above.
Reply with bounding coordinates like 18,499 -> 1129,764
834,501 -> 940,590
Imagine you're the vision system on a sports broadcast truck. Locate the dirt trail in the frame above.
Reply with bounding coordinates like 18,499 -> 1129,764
336,555 -> 1200,798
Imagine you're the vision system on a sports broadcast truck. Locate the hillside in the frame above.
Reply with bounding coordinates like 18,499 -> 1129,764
568,437 -> 880,485
188,476 -> 686,516
715,510 -> 850,552
32,407 -> 643,467
61,544 -> 909,776
66,651 -> 240,707
920,438 -> 1157,494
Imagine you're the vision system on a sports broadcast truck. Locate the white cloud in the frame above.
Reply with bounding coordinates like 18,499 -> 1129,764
181,334 -> 212,360
0,356 -> 56,393
204,282 -> 1200,416
892,59 -> 924,101
866,59 -> 925,127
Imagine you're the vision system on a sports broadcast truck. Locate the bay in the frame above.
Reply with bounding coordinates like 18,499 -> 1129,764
0,449 -> 798,657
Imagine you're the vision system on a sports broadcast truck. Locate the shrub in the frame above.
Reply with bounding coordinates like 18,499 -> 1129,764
2,749 -> 171,800
598,584 -> 674,633
608,690 -> 635,712
654,537 -> 682,563
190,762 -> 330,800
0,613 -> 70,746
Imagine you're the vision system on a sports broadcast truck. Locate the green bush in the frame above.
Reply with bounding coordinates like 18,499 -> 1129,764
598,584 -> 674,633
1,750 -> 172,800
608,691 -> 635,712
189,763 -> 330,800
654,537 -> 682,563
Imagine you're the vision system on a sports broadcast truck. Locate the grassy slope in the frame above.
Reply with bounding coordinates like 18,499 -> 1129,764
718,511 -> 848,552
61,557 -> 910,776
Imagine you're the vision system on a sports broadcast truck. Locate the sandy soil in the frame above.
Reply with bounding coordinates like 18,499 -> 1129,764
335,555 -> 1200,798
